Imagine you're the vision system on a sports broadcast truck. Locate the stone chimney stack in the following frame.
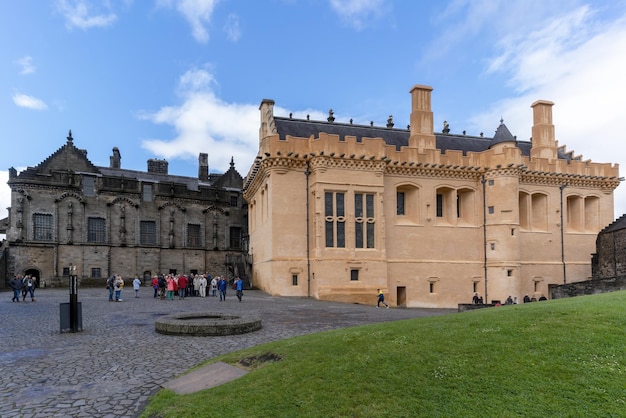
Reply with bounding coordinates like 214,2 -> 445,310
147,159 -> 168,175
259,99 -> 277,144
110,147 -> 121,169
530,100 -> 557,162
198,153 -> 209,181
408,84 -> 436,152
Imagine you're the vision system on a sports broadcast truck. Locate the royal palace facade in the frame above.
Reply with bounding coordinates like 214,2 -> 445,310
243,84 -> 620,308
1,132 -> 248,287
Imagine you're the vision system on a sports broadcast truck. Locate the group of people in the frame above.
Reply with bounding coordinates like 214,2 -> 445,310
145,273 -> 246,302
9,274 -> 37,302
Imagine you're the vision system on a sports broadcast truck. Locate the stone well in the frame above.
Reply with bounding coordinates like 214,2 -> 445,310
155,312 -> 262,336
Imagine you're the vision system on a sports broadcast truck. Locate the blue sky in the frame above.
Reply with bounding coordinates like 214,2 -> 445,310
2,0 -> 626,228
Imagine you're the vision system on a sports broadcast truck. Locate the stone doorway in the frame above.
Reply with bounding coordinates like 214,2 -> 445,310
24,268 -> 41,288
396,286 -> 406,307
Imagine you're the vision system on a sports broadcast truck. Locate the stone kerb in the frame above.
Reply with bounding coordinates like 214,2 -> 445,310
155,312 -> 262,336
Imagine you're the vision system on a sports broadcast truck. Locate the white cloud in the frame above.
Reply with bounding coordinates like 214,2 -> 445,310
328,0 -> 385,30
468,5 -> 626,216
16,56 -> 36,75
56,0 -> 117,30
158,0 -> 219,43
139,67 -> 259,173
223,13 -> 241,42
139,67 -> 331,174
13,93 -> 48,110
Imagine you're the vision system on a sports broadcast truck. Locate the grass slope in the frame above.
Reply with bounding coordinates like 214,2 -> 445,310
141,291 -> 626,417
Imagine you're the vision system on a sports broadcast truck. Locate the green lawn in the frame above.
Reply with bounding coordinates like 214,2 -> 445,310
141,291 -> 626,417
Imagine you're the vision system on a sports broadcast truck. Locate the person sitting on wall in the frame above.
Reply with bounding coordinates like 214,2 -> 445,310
505,295 -> 514,305
538,294 -> 547,301
523,295 -> 531,303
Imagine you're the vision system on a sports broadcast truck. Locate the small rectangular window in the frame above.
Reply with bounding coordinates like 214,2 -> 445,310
350,269 -> 359,281
429,282 -> 435,293
63,267 -> 70,277
91,268 -> 101,278
488,206 -> 495,214
230,195 -> 238,207
507,269 -> 513,277
292,274 -> 298,286
488,179 -> 494,186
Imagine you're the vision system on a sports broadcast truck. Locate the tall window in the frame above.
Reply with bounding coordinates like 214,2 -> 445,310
187,223 -> 202,247
33,214 -> 53,241
140,221 -> 156,245
83,176 -> 95,196
436,193 -> 444,217
397,191 -> 405,216
87,217 -> 106,243
230,194 -> 238,207
355,193 -> 375,248
325,192 -> 345,247
142,184 -> 153,202
230,226 -> 242,249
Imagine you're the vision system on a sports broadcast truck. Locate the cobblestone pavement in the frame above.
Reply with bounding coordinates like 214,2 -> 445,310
0,287 -> 455,417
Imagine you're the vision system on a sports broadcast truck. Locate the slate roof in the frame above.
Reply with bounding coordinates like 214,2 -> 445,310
599,214 -> 626,234
273,117 -> 556,159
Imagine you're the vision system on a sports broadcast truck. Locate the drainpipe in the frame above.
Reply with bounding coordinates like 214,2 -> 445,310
305,161 -> 311,298
481,176 -> 488,303
560,184 -> 568,284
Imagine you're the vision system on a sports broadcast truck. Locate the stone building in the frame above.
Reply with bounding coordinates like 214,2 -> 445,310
591,215 -> 626,279
243,84 -> 620,308
1,131 -> 248,287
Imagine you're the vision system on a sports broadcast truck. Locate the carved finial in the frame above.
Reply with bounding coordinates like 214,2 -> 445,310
307,114 -> 310,120
370,121 -> 374,127
386,115 -> 394,128
442,121 -> 450,134
289,112 -> 293,119
350,118 -> 353,124
230,156 -> 234,168
480,132 -> 484,137
327,109 -> 335,123
463,130 -> 466,135
67,130 -> 73,144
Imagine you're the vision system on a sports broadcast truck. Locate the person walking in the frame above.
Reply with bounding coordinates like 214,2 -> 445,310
166,275 -> 175,301
107,274 -> 116,302
133,276 -> 141,298
377,288 -> 389,308
218,276 -> 228,301
114,275 -> 124,301
10,275 -> 23,302
235,277 -> 244,302
177,274 -> 188,299
198,274 -> 207,297
151,276 -> 159,298
23,275 -> 36,302
210,276 -> 217,297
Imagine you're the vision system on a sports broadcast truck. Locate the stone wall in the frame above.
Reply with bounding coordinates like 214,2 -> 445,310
549,276 -> 626,299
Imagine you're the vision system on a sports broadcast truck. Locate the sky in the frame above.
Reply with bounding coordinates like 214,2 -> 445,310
2,0 -> 626,230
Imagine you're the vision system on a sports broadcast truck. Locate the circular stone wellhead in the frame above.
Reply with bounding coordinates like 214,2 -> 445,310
155,312 -> 262,336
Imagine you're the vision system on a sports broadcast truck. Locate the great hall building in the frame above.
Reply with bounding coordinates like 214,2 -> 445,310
243,84 -> 620,308
1,132 -> 248,287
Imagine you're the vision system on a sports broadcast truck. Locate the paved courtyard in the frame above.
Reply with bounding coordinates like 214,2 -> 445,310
0,286 -> 454,417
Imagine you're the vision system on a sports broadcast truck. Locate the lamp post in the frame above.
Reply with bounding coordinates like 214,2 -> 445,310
69,264 -> 79,332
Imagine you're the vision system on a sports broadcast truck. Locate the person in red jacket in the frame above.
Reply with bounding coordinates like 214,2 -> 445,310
177,275 -> 188,300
